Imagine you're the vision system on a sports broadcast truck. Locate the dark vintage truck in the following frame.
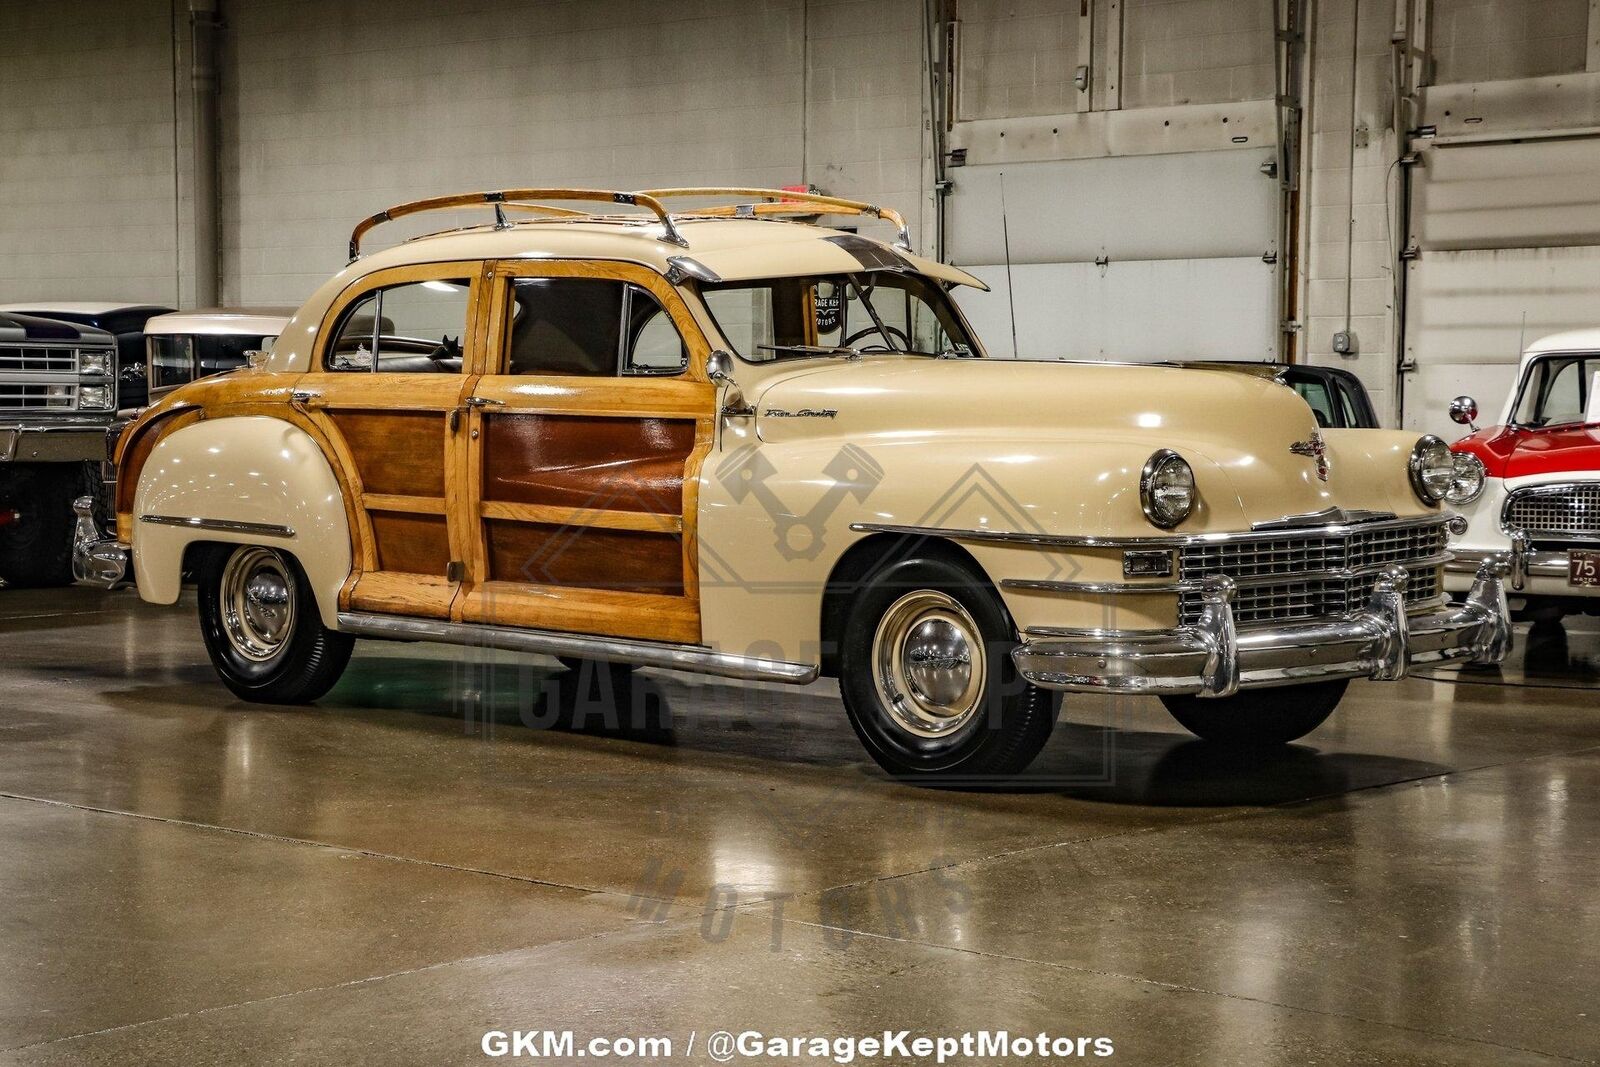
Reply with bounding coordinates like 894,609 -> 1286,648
0,312 -> 122,587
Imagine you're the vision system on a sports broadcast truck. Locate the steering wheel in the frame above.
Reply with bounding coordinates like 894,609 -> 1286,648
843,324 -> 910,351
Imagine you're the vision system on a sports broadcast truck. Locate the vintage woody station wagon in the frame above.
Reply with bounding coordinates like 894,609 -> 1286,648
78,187 -> 1512,780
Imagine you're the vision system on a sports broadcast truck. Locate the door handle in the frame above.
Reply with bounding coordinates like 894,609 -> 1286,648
464,396 -> 504,408
289,389 -> 317,415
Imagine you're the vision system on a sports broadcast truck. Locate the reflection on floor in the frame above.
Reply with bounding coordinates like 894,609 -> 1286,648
1,587 -> 1597,1065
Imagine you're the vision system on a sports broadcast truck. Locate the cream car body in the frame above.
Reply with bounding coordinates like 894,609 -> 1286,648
81,186 -> 1511,778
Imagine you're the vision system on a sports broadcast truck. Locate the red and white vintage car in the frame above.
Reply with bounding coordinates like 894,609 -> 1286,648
1446,330 -> 1600,623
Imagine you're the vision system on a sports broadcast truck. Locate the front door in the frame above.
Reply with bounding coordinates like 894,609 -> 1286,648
456,261 -> 714,644
298,261 -> 488,618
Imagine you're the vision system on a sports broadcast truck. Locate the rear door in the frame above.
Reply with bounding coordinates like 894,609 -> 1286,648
456,260 -> 714,644
298,262 -> 488,618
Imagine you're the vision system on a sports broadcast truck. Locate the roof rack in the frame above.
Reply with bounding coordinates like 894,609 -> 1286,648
347,187 -> 913,261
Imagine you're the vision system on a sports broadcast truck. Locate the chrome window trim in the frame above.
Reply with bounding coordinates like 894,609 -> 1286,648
850,513 -> 1453,550
139,514 -> 295,538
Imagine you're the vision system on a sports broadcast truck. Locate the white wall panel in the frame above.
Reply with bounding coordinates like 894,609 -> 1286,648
955,256 -> 1277,361
1402,245 -> 1600,439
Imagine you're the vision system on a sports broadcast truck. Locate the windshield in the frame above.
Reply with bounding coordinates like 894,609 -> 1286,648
1513,354 -> 1599,428
699,272 -> 979,363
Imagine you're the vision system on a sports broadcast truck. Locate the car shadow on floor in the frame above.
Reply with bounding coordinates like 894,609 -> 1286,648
320,654 -> 1451,808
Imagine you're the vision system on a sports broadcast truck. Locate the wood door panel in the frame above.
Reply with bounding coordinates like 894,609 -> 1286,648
482,413 -> 696,514
485,520 -> 685,596
370,512 -> 451,575
334,411 -> 448,498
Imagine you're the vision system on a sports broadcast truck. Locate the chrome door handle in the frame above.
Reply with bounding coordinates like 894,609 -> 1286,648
464,396 -> 504,408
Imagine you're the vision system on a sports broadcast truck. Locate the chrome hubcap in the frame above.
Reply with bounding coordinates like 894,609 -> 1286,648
871,590 -> 986,738
220,547 -> 295,662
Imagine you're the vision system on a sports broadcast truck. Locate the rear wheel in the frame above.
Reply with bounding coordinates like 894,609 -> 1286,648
0,464 -> 76,588
197,544 -> 353,703
838,555 -> 1058,782
1160,680 -> 1347,745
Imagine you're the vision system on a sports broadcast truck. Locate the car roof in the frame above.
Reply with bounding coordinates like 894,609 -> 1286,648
354,216 -> 988,291
1525,329 -> 1600,355
0,302 -> 171,316
143,307 -> 295,336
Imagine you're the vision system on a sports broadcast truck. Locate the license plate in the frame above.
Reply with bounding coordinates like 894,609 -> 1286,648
1571,550 -> 1600,587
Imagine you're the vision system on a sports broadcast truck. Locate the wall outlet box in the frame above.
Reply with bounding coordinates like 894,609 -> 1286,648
1332,330 -> 1355,355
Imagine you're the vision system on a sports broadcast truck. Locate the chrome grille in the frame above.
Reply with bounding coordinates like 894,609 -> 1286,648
1504,483 -> 1600,540
1178,520 -> 1448,627
0,346 -> 78,373
0,383 -> 78,409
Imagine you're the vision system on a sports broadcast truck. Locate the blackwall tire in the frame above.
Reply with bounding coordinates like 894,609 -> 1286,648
1160,679 -> 1348,745
197,544 -> 353,704
838,555 -> 1058,783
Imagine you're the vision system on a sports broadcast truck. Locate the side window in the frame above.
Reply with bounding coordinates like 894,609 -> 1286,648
507,277 -> 623,376
148,335 -> 194,391
624,287 -> 687,375
1295,379 -> 1337,428
327,278 -> 471,373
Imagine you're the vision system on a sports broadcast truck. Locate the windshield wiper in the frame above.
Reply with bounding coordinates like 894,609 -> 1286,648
755,343 -> 863,359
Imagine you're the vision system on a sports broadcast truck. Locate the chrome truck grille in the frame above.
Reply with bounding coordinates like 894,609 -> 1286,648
0,344 -> 106,411
1504,483 -> 1600,541
1178,519 -> 1449,627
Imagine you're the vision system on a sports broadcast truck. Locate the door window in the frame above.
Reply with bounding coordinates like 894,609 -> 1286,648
504,277 -> 688,376
327,278 -> 471,372
1295,379 -> 1337,428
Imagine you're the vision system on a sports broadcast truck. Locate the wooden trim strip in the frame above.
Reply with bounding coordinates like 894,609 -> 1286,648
479,500 -> 682,533
365,493 -> 448,515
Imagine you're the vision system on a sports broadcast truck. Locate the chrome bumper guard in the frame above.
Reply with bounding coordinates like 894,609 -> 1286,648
71,495 -> 130,588
1446,532 -> 1583,593
1013,561 -> 1511,697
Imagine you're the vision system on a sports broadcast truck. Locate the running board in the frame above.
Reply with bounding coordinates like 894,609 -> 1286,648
336,611 -> 819,685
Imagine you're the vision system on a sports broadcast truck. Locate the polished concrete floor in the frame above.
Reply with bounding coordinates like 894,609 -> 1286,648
0,587 -> 1597,1065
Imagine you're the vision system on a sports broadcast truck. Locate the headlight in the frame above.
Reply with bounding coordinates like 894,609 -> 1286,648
78,351 -> 113,376
1445,451 -> 1486,505
77,384 -> 113,410
1408,435 -> 1455,504
1140,449 -> 1196,528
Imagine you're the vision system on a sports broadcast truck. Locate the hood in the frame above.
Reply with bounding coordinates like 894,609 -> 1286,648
1452,423 -> 1600,479
748,357 -> 1430,529
0,312 -> 114,344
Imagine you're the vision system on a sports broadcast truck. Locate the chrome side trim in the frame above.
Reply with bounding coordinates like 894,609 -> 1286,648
139,514 -> 295,538
1002,554 -> 1451,596
851,513 -> 1452,550
335,612 -> 820,684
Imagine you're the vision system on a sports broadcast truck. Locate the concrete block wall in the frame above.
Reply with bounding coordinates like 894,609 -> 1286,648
1430,0 -> 1590,83
0,0 -> 180,304
1121,0 -> 1275,109
1299,0 -> 1403,424
955,0 -> 1079,120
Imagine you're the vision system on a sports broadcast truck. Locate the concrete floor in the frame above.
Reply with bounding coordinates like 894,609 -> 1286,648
1,588 -> 1598,1065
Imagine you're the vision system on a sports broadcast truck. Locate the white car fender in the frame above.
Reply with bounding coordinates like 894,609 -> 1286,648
131,415 -> 352,628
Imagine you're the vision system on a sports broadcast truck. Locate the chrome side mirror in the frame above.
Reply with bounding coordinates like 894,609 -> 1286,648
707,350 -> 752,416
1448,395 -> 1479,430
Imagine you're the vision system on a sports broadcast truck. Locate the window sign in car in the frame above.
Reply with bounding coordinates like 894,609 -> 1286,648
328,279 -> 471,373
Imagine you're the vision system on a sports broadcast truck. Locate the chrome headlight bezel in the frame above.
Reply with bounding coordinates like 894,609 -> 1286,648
77,384 -> 114,410
1444,451 -> 1486,505
78,350 -> 113,377
1140,449 -> 1196,529
1408,434 -> 1455,504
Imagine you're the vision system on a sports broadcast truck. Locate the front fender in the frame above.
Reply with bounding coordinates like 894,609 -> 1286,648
131,415 -> 351,627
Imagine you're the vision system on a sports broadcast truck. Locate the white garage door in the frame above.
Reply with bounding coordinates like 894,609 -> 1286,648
944,149 -> 1281,361
1402,136 -> 1600,438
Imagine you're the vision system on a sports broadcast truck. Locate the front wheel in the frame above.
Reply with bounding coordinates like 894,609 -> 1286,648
197,544 -> 353,703
838,555 -> 1058,782
1160,679 -> 1347,745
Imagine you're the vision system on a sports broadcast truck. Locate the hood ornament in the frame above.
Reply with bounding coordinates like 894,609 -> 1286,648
1290,431 -> 1331,481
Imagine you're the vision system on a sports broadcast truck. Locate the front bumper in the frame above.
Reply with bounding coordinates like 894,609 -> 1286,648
1013,560 -> 1510,697
0,423 -> 115,464
1446,534 -> 1600,598
70,495 -> 129,588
